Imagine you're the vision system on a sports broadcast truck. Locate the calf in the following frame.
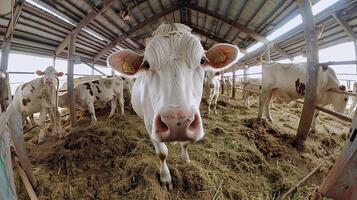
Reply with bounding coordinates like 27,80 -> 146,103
12,66 -> 64,144
108,23 -> 239,189
258,63 -> 348,131
243,78 -> 261,107
225,77 -> 233,100
59,76 -> 124,123
349,82 -> 357,116
204,71 -> 221,115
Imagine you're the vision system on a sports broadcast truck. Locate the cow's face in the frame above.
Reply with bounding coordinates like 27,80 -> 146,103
123,77 -> 134,93
108,32 -> 238,143
331,85 -> 348,113
36,66 -> 64,86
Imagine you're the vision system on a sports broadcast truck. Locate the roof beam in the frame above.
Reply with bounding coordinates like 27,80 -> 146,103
188,4 -> 292,60
5,0 -> 25,40
332,12 -> 356,41
55,0 -> 114,56
93,2 -> 184,61
191,27 -> 248,54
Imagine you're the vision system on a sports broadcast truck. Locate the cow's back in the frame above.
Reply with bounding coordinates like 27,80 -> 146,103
261,63 -> 330,103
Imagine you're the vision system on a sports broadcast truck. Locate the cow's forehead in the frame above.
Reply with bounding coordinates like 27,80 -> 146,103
144,33 -> 204,69
43,66 -> 58,75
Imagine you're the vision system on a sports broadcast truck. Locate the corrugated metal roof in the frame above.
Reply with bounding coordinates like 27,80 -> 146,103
0,0 -> 356,68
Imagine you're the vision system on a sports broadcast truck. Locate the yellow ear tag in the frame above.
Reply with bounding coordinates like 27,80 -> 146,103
123,62 -> 135,73
214,54 -> 226,62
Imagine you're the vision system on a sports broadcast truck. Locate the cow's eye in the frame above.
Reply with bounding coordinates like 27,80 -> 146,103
344,97 -> 348,101
141,61 -> 150,70
200,57 -> 207,65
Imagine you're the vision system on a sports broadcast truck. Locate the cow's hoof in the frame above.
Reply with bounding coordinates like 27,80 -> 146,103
162,180 -> 173,191
37,139 -> 45,145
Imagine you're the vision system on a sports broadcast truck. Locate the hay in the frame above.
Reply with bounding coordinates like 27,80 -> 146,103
15,92 -> 347,199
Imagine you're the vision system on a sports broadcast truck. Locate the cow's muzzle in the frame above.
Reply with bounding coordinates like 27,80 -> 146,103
153,106 -> 203,142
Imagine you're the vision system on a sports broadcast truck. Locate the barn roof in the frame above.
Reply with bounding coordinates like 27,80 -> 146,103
0,0 -> 356,68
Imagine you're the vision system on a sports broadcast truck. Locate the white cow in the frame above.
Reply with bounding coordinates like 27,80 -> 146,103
58,76 -> 124,123
258,63 -> 348,131
243,78 -> 261,107
107,23 -> 239,190
204,71 -> 221,115
225,77 -> 233,100
12,66 -> 64,144
349,82 -> 357,116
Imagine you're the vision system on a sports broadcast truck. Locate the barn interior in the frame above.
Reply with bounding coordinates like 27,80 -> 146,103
1,0 -> 357,199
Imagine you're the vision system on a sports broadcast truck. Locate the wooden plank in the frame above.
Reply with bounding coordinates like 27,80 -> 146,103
232,70 -> 236,99
67,33 -> 77,126
188,4 -> 292,60
4,0 -> 25,40
55,0 -> 114,56
14,157 -> 38,200
332,12 -> 356,41
317,113 -> 357,198
295,0 -> 320,147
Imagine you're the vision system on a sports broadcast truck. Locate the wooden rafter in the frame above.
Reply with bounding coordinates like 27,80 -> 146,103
55,0 -> 114,56
188,4 -> 292,60
332,12 -> 356,41
93,2 -> 185,61
5,0 -> 25,40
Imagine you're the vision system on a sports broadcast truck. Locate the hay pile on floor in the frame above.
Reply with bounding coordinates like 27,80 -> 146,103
15,93 -> 349,199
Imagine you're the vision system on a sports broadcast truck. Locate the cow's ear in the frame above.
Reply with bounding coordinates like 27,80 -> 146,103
107,50 -> 143,77
35,70 -> 45,76
55,72 -> 64,77
205,44 -> 239,71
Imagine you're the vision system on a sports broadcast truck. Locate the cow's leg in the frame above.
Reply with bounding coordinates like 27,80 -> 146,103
258,90 -> 269,120
55,109 -> 63,138
264,91 -> 273,122
108,97 -> 117,119
87,101 -> 97,124
47,108 -> 58,136
180,142 -> 190,163
207,97 -> 212,115
119,93 -> 125,115
38,110 -> 47,144
213,94 -> 219,114
29,114 -> 36,126
152,140 -> 172,190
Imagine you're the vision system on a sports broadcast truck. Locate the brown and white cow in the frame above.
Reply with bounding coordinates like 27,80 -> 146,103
258,63 -> 348,131
204,71 -> 221,115
107,23 -> 239,189
12,66 -> 64,144
224,77 -> 233,101
58,76 -> 124,123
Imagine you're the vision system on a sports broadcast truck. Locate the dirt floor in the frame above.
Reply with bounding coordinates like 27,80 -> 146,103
15,91 -> 351,200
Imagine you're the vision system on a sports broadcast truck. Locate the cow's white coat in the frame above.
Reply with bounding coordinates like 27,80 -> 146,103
108,23 -> 239,189
258,63 -> 348,131
12,66 -> 63,144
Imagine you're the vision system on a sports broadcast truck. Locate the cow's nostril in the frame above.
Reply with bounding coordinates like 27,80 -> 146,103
156,115 -> 169,133
188,113 -> 199,131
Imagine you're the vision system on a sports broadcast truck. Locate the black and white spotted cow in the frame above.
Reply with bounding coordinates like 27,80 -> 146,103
58,76 -> 124,123
12,66 -> 64,144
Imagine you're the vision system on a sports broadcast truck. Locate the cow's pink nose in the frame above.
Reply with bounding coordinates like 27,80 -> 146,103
155,106 -> 200,142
